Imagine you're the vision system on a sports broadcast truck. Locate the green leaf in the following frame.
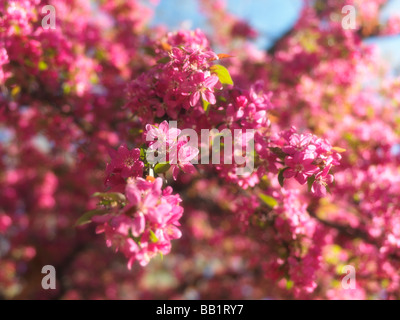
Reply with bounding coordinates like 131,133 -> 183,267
128,229 -> 141,245
14,25 -> 21,34
157,56 -> 171,64
24,59 -> 35,68
154,162 -> 171,174
202,98 -> 210,112
307,175 -> 316,192
286,280 -> 294,290
210,64 -> 233,85
63,84 -> 71,95
11,86 -> 21,97
75,209 -> 108,226
90,74 -> 99,84
139,147 -> 146,160
38,61 -> 48,71
278,167 -> 289,188
259,194 -> 278,208
149,230 -> 158,243
143,46 -> 156,57
92,192 -> 126,203
218,96 -> 227,102
95,49 -> 107,61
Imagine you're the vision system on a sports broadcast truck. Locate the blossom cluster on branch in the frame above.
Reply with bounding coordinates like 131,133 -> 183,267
1,0 -> 400,299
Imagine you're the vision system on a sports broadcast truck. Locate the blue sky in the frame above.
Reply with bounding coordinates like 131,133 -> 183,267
152,0 -> 400,72
152,0 -> 302,49
225,0 -> 303,48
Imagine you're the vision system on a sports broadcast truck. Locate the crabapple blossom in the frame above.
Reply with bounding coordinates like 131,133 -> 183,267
93,177 -> 183,268
170,143 -> 199,180
1,0 -> 400,301
106,145 -> 144,180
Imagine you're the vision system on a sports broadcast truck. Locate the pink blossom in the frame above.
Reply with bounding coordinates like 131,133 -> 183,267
146,120 -> 181,151
284,153 -> 319,185
107,145 -> 144,179
282,133 -> 316,156
170,143 -> 199,180
186,72 -> 221,106
311,166 -> 334,197
94,177 -> 183,268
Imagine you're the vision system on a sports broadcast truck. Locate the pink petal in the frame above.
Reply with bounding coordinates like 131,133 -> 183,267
117,144 -> 129,158
296,173 -> 308,185
168,225 -> 182,239
236,107 -> 244,118
159,120 -> 169,133
192,72 -> 205,83
204,75 -> 219,88
180,162 -> 196,174
172,165 -> 180,180
178,145 -> 199,162
131,213 -> 145,237
190,91 -> 201,106
202,90 -> 216,105
126,183 -> 141,206
167,128 -> 181,142
283,169 -> 295,179
131,148 -> 141,159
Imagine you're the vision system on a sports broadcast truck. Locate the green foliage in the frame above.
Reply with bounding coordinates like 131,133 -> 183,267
278,168 -> 289,188
154,162 -> 171,174
210,64 -> 234,85
259,194 -> 278,208
75,209 -> 108,226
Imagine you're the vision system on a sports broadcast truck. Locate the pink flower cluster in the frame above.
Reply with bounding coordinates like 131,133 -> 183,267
146,120 -> 199,180
94,177 -> 183,268
166,29 -> 210,51
226,83 -> 273,130
281,128 -> 341,197
105,145 -> 144,192
211,83 -> 274,188
1,0 -> 38,36
126,31 -> 222,119
4,0 -> 400,300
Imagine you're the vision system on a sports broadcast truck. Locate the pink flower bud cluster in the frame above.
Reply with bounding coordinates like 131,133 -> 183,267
126,32 -> 222,120
280,128 -> 342,197
94,177 -> 183,268
146,120 -> 199,180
